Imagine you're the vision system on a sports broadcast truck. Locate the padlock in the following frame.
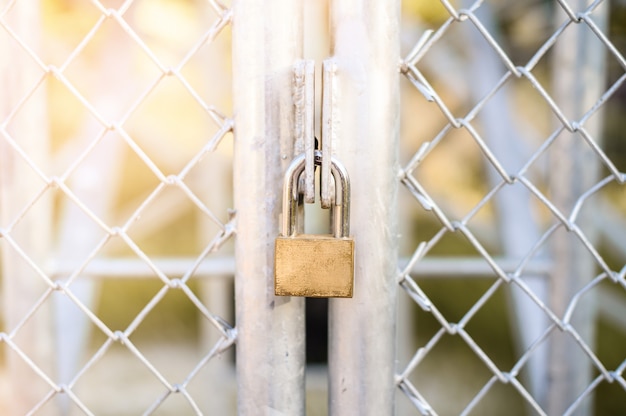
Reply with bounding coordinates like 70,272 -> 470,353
274,153 -> 354,298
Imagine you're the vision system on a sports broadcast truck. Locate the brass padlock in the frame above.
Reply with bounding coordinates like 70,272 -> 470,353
274,154 -> 354,298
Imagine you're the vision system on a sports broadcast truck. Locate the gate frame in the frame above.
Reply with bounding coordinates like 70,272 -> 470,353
232,0 -> 400,414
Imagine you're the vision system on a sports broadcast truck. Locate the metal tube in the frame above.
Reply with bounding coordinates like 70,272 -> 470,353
231,0 -> 306,414
328,0 -> 400,414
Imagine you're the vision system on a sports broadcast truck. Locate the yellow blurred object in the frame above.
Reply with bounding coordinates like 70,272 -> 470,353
403,0 -> 454,25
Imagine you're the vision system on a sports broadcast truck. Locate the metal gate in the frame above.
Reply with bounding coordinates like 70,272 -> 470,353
1,0 -> 625,415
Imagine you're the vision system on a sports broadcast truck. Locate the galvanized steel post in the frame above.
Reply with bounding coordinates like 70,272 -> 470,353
232,0 -> 306,414
328,1 -> 400,414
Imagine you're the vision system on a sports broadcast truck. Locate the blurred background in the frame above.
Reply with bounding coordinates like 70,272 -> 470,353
0,0 -> 625,414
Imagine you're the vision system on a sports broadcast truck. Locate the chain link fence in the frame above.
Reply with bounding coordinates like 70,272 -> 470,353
1,0 -> 235,414
397,0 -> 625,414
1,0 -> 625,415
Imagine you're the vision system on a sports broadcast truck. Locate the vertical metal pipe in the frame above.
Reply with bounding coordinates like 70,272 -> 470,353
328,1 -> 400,414
0,2 -> 53,414
232,1 -> 306,414
548,2 -> 608,414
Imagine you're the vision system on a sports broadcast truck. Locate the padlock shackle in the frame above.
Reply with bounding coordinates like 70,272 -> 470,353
329,159 -> 350,238
283,155 -> 305,238
282,153 -> 350,238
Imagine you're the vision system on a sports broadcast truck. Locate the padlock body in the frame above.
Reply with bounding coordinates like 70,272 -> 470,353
275,234 -> 354,298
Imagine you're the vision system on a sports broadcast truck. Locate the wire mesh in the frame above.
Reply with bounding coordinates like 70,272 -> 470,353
2,0 -> 626,414
398,0 -> 626,415
0,0 -> 235,414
